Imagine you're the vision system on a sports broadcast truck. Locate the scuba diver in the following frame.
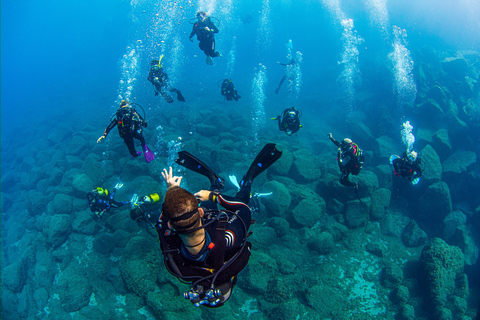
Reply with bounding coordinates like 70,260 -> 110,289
390,150 -> 422,185
97,100 -> 155,163
272,107 -> 302,136
328,133 -> 364,189
147,57 -> 185,103
220,79 -> 241,101
156,143 -> 282,307
87,183 -> 129,218
275,58 -> 297,94
189,11 -> 220,65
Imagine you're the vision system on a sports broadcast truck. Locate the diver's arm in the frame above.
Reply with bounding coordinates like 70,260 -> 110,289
104,119 -> 117,136
189,25 -> 197,40
328,133 -> 341,147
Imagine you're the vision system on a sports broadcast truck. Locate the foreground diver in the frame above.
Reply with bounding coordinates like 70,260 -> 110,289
189,11 -> 220,65
328,133 -> 364,189
157,143 -> 282,307
272,107 -> 302,135
147,57 -> 185,103
87,183 -> 129,218
275,58 -> 297,94
220,79 -> 241,101
97,100 -> 155,163
390,150 -> 422,185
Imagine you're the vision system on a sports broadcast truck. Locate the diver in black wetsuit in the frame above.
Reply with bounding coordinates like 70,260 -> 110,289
220,79 -> 241,101
153,144 -> 282,308
147,58 -> 185,103
189,11 -> 220,65
328,133 -> 364,189
272,107 -> 302,136
275,58 -> 297,94
390,150 -> 422,185
87,183 -> 129,218
97,100 -> 154,162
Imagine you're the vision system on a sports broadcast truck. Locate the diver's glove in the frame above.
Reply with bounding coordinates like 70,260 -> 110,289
97,135 -> 106,143
143,121 -> 148,128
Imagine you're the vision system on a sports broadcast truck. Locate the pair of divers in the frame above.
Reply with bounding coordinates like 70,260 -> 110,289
97,100 -> 155,163
126,144 -> 282,307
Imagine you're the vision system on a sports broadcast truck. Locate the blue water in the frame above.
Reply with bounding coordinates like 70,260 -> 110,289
2,0 -> 480,319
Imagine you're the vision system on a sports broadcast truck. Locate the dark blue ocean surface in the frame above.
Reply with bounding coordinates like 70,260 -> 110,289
2,0 -> 480,319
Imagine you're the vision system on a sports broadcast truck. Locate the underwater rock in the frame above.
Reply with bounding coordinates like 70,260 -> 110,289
381,264 -> 404,289
1,260 -> 26,292
306,284 -> 346,317
370,188 -> 391,221
56,264 -> 92,312
442,151 -> 476,180
365,242 -> 384,257
211,148 -> 244,173
292,198 -> 326,227
49,167 -> 65,187
93,233 -> 115,255
442,56 -> 469,80
397,304 -> 416,320
27,190 -> 47,216
265,277 -> 294,303
443,211 -> 467,241
270,148 -> 293,176
433,129 -> 452,160
291,149 -> 321,182
72,209 -> 98,235
81,154 -> 107,185
52,193 -> 73,215
460,98 -> 480,123
391,285 -> 410,305
401,220 -> 427,247
419,144 -> 442,184
35,250 -> 55,289
307,231 -> 334,255
261,181 -> 291,218
240,250 -> 277,294
345,198 -> 370,228
430,84 -> 449,110
381,212 -> 409,237
323,222 -> 348,242
72,173 -> 94,198
119,236 -> 162,300
34,287 -> 49,311
43,214 -> 71,247
415,99 -> 446,124
419,238 -> 464,312
374,136 -> 400,162
418,181 -> 452,221
66,135 -> 88,156
374,164 -> 393,190
356,171 -> 379,198
251,226 -> 277,250
452,225 -> 479,265
269,217 -> 290,237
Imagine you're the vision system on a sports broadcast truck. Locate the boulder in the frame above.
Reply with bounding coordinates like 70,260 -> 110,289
452,226 -> 479,266
370,188 -> 391,221
374,136 -> 400,161
443,211 -> 467,241
442,56 -> 469,79
57,264 -> 92,312
52,193 -> 73,215
1,261 -> 26,292
381,264 -> 403,289
418,181 -> 452,221
43,214 -> 72,247
442,151 -> 476,182
291,149 -> 321,182
240,251 -> 277,294
292,198 -> 327,227
432,129 -> 452,160
270,148 -> 293,176
307,231 -> 335,255
419,144 -> 442,185
72,173 -> 94,198
401,220 -> 427,247
419,238 -> 464,310
345,198 -> 370,228
262,181 -> 291,218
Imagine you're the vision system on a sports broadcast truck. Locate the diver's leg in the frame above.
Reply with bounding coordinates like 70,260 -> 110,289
160,87 -> 174,103
340,171 -> 356,187
275,76 -> 286,94
123,135 -> 140,157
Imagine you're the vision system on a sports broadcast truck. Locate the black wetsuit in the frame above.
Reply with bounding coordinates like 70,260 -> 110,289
103,106 -> 147,157
276,107 -> 301,135
329,137 -> 364,187
189,19 -> 220,58
221,79 -> 241,101
147,65 -> 184,103
392,152 -> 422,182
156,184 -> 252,307
87,188 -> 128,216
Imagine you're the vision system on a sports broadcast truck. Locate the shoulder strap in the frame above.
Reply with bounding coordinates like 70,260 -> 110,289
214,215 -> 228,270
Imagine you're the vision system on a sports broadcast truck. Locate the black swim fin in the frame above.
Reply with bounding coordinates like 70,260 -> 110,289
176,90 -> 185,102
240,143 -> 282,187
176,151 -> 225,189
